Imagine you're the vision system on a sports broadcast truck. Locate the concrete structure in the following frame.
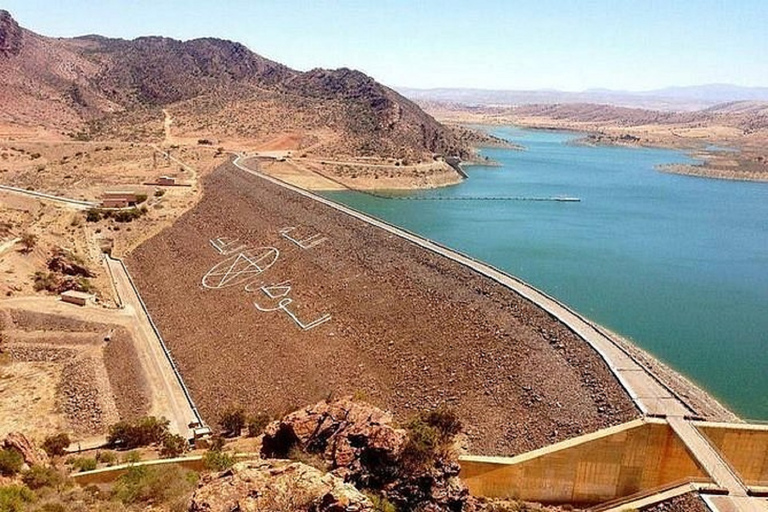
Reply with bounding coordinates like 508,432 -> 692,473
460,419 -> 710,506
156,176 -> 176,186
60,290 -> 91,306
697,422 -> 768,490
101,191 -> 138,208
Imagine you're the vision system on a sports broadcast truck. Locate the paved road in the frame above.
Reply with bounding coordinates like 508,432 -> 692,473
0,184 -> 98,209
232,154 -> 760,507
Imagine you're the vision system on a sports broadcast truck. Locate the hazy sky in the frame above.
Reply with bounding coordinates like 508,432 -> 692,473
5,0 -> 767,91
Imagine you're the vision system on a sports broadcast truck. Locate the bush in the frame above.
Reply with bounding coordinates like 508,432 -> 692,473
135,193 -> 148,204
400,419 -> 441,472
246,413 -> 271,438
154,189 -> 165,197
0,448 -> 23,476
42,433 -> 71,457
19,232 -> 37,253
160,434 -> 188,459
421,409 -> 462,438
218,406 -> 246,437
112,464 -> 198,508
85,209 -> 101,222
21,465 -> 66,490
365,492 -> 397,512
122,451 -> 141,464
107,416 -> 170,449
68,456 -> 97,472
32,271 -> 59,292
95,450 -> 117,466
202,450 -> 234,471
0,485 -> 35,512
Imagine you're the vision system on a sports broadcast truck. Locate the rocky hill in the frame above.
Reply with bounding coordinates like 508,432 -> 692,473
0,10 -> 470,160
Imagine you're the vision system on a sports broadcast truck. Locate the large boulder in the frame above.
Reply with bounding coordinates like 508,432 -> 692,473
262,397 -> 406,485
188,459 -> 373,512
2,432 -> 49,469
262,398 -> 469,511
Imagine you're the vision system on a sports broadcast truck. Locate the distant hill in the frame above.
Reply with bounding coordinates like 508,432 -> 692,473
398,84 -> 768,112
0,10 -> 471,160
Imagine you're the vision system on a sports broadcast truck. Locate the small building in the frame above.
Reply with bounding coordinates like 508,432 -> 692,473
101,191 -> 138,208
157,176 -> 176,186
61,290 -> 91,306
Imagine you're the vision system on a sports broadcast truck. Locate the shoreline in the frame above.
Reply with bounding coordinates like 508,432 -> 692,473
241,155 -> 744,425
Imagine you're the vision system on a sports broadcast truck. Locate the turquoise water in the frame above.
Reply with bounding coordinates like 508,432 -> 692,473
324,127 -> 768,420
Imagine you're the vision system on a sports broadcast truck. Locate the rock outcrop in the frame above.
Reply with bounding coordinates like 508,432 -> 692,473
2,432 -> 49,469
0,10 -> 23,57
262,398 -> 469,511
188,459 -> 373,512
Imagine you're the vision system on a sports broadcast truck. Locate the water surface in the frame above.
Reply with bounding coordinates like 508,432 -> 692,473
324,127 -> 768,420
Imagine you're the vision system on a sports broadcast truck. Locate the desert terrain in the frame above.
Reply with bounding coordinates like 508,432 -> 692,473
421,101 -> 768,182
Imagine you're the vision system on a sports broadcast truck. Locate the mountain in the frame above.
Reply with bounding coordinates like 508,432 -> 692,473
0,10 -> 470,160
398,84 -> 768,112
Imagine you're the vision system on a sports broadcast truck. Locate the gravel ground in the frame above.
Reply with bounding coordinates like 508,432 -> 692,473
104,327 -> 150,420
640,492 -> 708,512
1,309 -> 148,435
127,162 -> 639,456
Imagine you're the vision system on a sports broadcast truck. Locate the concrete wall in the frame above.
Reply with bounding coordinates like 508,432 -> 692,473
697,422 -> 768,488
460,419 -> 710,506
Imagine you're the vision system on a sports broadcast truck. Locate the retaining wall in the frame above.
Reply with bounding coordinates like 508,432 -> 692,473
459,418 -> 710,506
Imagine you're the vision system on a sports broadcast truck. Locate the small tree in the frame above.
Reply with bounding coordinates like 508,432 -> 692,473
0,448 -> 23,476
247,413 -> 271,438
160,434 -> 187,459
42,433 -> 71,457
107,416 -> 170,449
218,406 -> 246,437
19,232 -> 37,253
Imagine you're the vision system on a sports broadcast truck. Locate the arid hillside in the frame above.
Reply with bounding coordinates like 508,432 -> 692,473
0,10 -> 472,161
423,100 -> 768,181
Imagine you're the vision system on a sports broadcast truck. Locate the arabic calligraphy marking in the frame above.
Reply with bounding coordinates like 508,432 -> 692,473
279,226 -> 327,249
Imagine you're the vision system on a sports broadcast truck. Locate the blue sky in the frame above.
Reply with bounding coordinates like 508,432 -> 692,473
4,0 -> 766,91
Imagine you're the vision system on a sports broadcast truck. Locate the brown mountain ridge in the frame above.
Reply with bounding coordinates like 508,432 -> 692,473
0,10 -> 476,161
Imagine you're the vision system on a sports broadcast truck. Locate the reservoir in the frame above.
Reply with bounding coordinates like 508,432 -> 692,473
324,126 -> 768,420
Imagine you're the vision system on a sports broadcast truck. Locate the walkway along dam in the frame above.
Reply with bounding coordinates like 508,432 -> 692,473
122,155 -> 768,511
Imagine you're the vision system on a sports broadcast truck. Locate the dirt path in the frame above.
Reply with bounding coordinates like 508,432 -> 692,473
104,257 -> 198,438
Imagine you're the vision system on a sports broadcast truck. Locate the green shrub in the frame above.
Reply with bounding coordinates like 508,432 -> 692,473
421,408 -> 462,438
135,193 -> 148,204
0,448 -> 23,476
364,491 -> 397,512
246,413 -> 271,438
202,450 -> 234,471
154,189 -> 165,197
218,406 -> 246,437
400,419 -> 441,472
112,464 -> 198,508
95,450 -> 117,466
68,457 -> 97,472
107,416 -> 170,449
122,451 -> 141,464
85,209 -> 101,222
0,485 -> 35,512
160,434 -> 188,459
32,271 -> 59,292
41,433 -> 70,457
21,465 -> 66,490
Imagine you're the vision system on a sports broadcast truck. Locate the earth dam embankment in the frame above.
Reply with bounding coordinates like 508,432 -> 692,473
127,159 -> 670,455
